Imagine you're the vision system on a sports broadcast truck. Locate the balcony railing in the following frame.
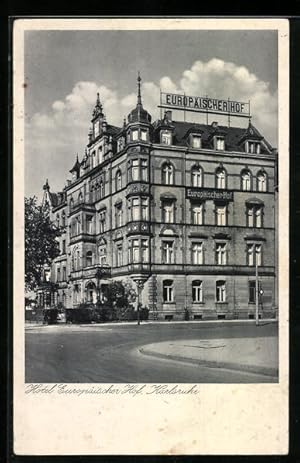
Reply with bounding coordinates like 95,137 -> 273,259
70,264 -> 111,280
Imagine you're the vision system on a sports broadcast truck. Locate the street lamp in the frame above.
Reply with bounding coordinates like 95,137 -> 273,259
131,275 -> 149,326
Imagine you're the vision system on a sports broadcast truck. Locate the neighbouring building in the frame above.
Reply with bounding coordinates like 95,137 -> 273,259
38,74 -> 278,320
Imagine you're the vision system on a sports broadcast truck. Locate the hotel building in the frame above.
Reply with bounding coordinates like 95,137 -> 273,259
39,75 -> 278,320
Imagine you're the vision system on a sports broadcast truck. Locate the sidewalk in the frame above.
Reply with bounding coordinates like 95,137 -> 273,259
25,318 -> 277,330
139,336 -> 278,378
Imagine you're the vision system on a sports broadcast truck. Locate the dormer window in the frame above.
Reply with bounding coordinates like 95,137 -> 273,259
246,141 -> 261,154
215,136 -> 225,151
191,135 -> 201,149
117,137 -> 124,152
161,130 -> 172,145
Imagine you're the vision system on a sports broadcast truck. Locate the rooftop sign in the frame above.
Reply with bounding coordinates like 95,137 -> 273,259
159,92 -> 250,119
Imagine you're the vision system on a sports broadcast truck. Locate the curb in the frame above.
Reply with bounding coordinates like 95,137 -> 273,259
139,347 -> 278,378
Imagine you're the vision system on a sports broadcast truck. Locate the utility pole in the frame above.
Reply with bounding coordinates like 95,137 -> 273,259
255,259 -> 259,326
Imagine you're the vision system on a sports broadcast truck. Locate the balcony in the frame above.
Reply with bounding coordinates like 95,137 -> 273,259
70,264 -> 111,281
69,199 -> 95,214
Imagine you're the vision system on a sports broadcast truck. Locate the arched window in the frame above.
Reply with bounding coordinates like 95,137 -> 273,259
70,198 -> 74,210
162,162 -> 174,185
241,169 -> 251,191
257,170 -> 267,192
215,167 -> 226,189
191,165 -> 202,187
115,170 -> 122,191
86,251 -> 93,267
78,191 -> 83,203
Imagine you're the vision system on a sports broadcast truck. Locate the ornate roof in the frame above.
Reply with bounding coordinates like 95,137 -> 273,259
127,73 -> 152,124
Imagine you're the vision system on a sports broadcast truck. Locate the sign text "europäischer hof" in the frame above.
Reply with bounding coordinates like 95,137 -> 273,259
160,92 -> 250,117
186,188 -> 234,201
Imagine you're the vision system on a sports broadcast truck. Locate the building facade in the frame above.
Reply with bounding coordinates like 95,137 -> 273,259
40,75 -> 278,320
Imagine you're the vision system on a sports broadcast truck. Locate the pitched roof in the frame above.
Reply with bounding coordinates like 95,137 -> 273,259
163,120 -> 273,154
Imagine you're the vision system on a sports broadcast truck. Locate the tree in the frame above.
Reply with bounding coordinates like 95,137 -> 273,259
103,280 -> 136,317
25,196 -> 61,291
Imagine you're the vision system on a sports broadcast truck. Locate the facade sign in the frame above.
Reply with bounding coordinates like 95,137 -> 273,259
186,188 -> 234,201
160,92 -> 250,118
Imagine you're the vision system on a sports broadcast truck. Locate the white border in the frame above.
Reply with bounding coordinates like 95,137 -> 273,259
13,18 -> 289,455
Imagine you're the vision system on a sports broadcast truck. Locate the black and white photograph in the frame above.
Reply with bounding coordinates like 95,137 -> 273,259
13,18 -> 289,455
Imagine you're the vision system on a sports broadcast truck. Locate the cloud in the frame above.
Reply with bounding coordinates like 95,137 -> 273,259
26,59 -> 277,197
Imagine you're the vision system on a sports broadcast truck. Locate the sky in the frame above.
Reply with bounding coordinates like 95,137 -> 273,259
24,30 -> 278,198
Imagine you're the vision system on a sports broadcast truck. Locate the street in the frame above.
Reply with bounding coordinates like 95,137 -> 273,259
25,321 -> 278,383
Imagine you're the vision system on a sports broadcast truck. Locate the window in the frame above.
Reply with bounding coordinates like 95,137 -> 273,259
141,129 -> 148,141
215,243 -> 227,265
72,248 -> 80,271
192,243 -> 203,265
62,267 -> 66,281
247,141 -> 261,154
246,204 -> 263,228
215,204 -> 227,226
62,292 -> 66,306
257,171 -> 267,192
141,239 -> 149,262
99,180 -> 104,198
86,251 -> 93,267
57,266 -> 61,282
62,240 -> 66,254
246,243 -> 262,266
163,280 -> 174,302
191,166 -> 202,187
162,241 -> 174,264
216,168 -> 226,189
115,203 -> 123,227
131,239 -> 140,263
98,245 -> 107,265
162,163 -> 174,185
116,243 -> 123,266
78,192 -> 83,203
132,198 -> 140,221
98,146 -> 103,164
99,209 -> 106,233
192,280 -> 203,303
132,159 -> 139,181
86,215 -> 93,234
191,202 -> 203,225
141,159 -> 148,181
192,135 -> 201,149
162,200 -> 175,223
117,138 -> 124,152
161,130 -> 172,145
132,129 -> 139,141
61,211 -> 66,227
241,170 -> 251,191
141,198 -> 148,220
216,280 -> 226,302
56,214 -> 60,228
215,136 -> 225,150
115,170 -> 122,191
249,281 -> 256,303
